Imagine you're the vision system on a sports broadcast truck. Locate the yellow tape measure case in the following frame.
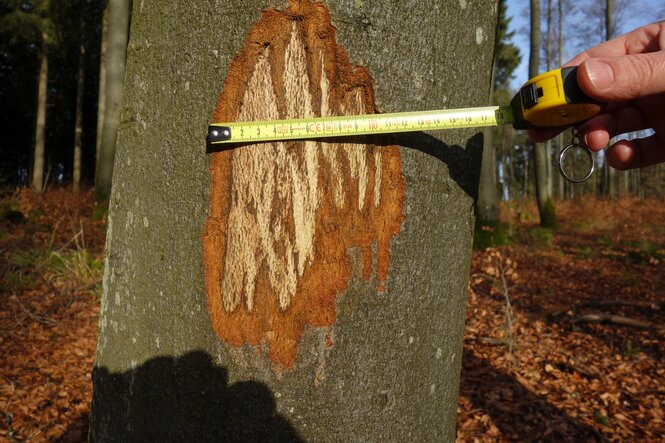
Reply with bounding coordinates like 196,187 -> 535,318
511,67 -> 603,129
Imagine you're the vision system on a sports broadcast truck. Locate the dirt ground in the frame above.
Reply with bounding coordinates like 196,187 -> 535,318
1,189 -> 663,441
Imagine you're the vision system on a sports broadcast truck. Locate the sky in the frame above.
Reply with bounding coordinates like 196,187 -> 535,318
505,0 -> 664,90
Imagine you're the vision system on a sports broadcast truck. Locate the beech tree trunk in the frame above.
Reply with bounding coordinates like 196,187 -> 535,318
32,36 -> 48,192
73,45 -> 85,193
91,0 -> 497,440
94,0 -> 129,200
605,0 -> 617,199
557,0 -> 565,199
477,67 -> 499,226
96,5 -> 108,162
530,0 -> 556,227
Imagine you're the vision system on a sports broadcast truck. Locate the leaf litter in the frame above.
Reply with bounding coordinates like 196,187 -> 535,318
458,196 -> 665,442
1,190 -> 663,441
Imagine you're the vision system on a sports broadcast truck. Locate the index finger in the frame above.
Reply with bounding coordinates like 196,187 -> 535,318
565,21 -> 665,67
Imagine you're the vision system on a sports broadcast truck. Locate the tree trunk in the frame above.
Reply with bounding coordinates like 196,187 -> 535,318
96,5 -> 108,163
91,0 -> 497,440
530,0 -> 556,226
543,0 -> 554,200
605,0 -> 614,41
543,0 -> 554,199
557,0 -> 565,199
477,67 -> 499,226
73,45 -> 85,193
94,0 -> 129,200
546,0 -> 552,71
605,0 -> 617,199
32,35 -> 48,192
503,127 -> 515,199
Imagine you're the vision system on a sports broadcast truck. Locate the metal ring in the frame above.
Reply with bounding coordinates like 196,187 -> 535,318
558,143 -> 595,183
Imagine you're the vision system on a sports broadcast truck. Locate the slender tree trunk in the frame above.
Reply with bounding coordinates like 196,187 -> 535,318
95,0 -> 129,201
557,0 -> 565,199
544,0 -> 554,199
504,128 -> 514,199
544,0 -> 553,199
545,138 -> 553,198
605,0 -> 617,199
96,5 -> 108,163
73,45 -> 85,193
531,0 -> 556,226
655,165 -> 662,196
91,0 -> 497,440
524,147 -> 529,198
605,0 -> 614,41
32,35 -> 48,192
477,67 -> 499,226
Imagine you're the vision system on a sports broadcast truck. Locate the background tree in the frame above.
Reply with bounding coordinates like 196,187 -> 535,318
32,31 -> 48,192
477,0 -> 520,244
73,42 -> 84,193
91,0 -> 498,439
556,0 -> 566,199
96,3 -> 108,162
572,0 -> 644,199
0,0 -> 104,189
493,0 -> 521,92
94,0 -> 129,201
530,0 -> 557,227
0,1 -> 53,191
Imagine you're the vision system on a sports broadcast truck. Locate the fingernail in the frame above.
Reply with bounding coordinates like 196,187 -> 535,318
585,60 -> 614,89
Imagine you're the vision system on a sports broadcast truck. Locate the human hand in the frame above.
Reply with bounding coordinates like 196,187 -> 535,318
529,21 -> 665,170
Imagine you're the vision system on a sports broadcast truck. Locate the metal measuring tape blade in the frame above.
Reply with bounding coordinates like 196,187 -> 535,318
208,67 -> 605,183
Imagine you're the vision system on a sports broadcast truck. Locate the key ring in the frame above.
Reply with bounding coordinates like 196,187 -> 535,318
558,127 -> 595,183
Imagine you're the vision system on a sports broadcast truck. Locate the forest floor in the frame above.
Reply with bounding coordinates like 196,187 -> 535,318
0,188 -> 663,442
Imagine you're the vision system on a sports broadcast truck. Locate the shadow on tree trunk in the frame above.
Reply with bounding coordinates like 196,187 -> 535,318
90,351 -> 303,442
206,131 -> 484,202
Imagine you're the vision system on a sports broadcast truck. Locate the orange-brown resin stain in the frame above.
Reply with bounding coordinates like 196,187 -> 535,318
203,0 -> 404,369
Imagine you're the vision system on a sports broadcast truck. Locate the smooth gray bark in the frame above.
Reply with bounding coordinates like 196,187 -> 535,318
477,67 -> 498,225
605,0 -> 617,199
95,0 -> 129,200
32,36 -> 48,192
530,0 -> 556,227
91,0 -> 497,441
544,0 -> 554,198
96,6 -> 108,163
557,0 -> 565,199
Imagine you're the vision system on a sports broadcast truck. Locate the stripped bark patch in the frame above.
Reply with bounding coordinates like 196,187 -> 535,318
203,0 -> 404,369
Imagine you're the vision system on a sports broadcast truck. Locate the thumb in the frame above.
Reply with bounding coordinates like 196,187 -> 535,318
578,51 -> 665,102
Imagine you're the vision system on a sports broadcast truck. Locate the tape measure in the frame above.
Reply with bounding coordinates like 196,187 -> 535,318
208,66 -> 604,182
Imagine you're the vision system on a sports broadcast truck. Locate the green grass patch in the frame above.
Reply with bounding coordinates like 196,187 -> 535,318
48,248 -> 104,287
623,338 -> 642,360
1,231 -> 103,294
575,246 -> 597,259
594,410 -> 610,427
1,247 -> 54,292
92,202 -> 107,221
0,194 -> 24,224
539,199 -> 557,230
623,240 -> 665,265
473,220 -> 511,249
597,235 -> 614,247
527,226 -> 554,248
